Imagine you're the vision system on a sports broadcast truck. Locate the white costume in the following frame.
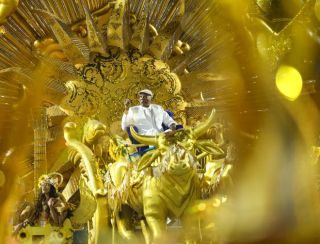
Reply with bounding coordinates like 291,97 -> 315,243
121,104 -> 177,136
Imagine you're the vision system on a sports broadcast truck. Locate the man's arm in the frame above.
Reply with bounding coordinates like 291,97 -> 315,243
121,108 -> 134,131
121,99 -> 133,131
121,110 -> 131,131
162,109 -> 177,130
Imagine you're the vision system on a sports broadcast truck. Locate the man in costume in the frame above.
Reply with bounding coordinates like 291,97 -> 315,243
121,89 -> 177,136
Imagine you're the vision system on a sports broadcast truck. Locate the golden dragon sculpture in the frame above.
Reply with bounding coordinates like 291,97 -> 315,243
63,120 -> 109,244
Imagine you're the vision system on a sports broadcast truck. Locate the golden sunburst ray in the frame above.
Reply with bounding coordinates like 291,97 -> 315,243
34,9 -> 90,63
106,0 -> 130,49
38,56 -> 78,77
79,0 -> 107,56
129,0 -> 150,53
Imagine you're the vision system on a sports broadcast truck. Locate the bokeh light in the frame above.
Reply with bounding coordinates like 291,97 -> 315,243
276,65 -> 303,101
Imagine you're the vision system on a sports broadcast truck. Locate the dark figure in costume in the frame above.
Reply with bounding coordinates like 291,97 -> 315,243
13,173 -> 73,235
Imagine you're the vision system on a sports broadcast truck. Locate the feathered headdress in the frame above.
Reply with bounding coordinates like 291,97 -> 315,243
38,172 -> 64,190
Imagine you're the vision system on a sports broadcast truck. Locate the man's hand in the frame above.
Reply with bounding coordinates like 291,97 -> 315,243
124,99 -> 132,112
169,123 -> 176,131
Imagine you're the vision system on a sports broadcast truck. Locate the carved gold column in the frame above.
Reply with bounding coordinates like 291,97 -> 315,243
31,107 -> 48,197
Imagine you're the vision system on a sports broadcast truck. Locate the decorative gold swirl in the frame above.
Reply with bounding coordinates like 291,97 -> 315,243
60,47 -> 185,128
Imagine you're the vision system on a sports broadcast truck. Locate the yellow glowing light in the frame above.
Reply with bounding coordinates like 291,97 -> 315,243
0,26 -> 5,34
212,198 -> 221,207
197,203 -> 207,211
221,196 -> 228,203
222,165 -> 232,177
275,65 -> 303,101
205,223 -> 216,229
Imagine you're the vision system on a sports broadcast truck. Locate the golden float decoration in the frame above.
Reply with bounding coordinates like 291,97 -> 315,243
0,0 -> 320,243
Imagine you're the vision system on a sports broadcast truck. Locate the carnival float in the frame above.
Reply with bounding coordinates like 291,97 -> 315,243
1,0 -> 320,243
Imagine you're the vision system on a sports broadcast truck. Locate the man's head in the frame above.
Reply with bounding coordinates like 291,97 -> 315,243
138,89 -> 153,107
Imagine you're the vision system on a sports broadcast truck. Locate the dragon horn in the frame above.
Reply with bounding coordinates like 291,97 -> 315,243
192,108 -> 216,139
129,126 -> 158,146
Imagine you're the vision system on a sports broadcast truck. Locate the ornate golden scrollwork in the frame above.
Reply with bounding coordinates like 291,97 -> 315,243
60,48 -> 185,127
